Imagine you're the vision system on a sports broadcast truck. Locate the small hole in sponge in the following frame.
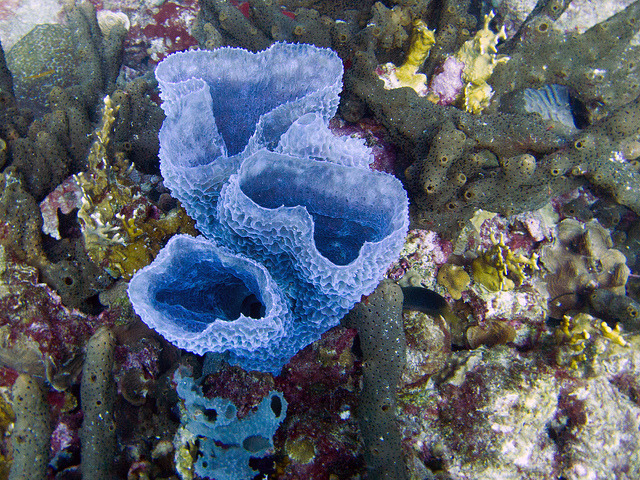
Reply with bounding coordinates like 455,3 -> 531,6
243,435 -> 270,453
271,395 -> 283,417
240,294 -> 266,319
204,408 -> 218,422
424,184 -> 436,194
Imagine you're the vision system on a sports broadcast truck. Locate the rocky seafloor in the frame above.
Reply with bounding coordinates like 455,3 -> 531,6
0,0 -> 640,479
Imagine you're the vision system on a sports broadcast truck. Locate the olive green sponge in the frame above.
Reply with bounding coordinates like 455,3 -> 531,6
345,280 -> 408,480
9,375 -> 51,480
80,327 -> 117,480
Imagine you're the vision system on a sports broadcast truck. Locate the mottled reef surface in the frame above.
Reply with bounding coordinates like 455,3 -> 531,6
0,1 -> 640,479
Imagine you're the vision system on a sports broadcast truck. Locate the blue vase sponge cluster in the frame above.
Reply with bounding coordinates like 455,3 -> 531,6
128,43 -> 409,373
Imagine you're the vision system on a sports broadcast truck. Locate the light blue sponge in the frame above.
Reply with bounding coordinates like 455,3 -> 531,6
128,43 -> 409,373
217,150 -> 409,328
127,235 -> 294,371
155,43 -> 344,237
175,367 -> 287,480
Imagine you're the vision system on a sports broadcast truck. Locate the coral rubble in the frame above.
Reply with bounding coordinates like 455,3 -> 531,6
401,341 -> 640,479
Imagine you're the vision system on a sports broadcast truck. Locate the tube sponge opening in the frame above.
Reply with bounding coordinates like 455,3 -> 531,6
155,43 -> 343,160
153,255 -> 268,324
237,152 -> 395,265
127,235 -> 292,369
218,151 -> 408,293
215,150 -> 409,341
155,43 -> 344,239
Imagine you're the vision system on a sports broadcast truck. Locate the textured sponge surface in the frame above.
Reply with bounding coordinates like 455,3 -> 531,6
175,367 -> 287,479
129,43 -> 409,373
128,235 -> 292,369
219,151 -> 408,294
155,43 -> 344,237
156,44 -> 343,157
235,151 -> 399,264
217,150 -> 408,351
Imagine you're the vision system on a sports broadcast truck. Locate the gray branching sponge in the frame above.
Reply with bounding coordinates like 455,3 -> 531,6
9,375 -> 51,480
345,280 -> 408,480
80,326 -> 117,480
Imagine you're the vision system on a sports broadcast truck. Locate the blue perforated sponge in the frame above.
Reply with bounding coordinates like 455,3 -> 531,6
128,43 -> 409,373
175,367 -> 287,480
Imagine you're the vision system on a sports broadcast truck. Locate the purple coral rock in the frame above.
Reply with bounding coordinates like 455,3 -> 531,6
0,256 -> 108,385
274,327 -> 363,478
39,176 -> 83,240
429,57 -> 465,106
